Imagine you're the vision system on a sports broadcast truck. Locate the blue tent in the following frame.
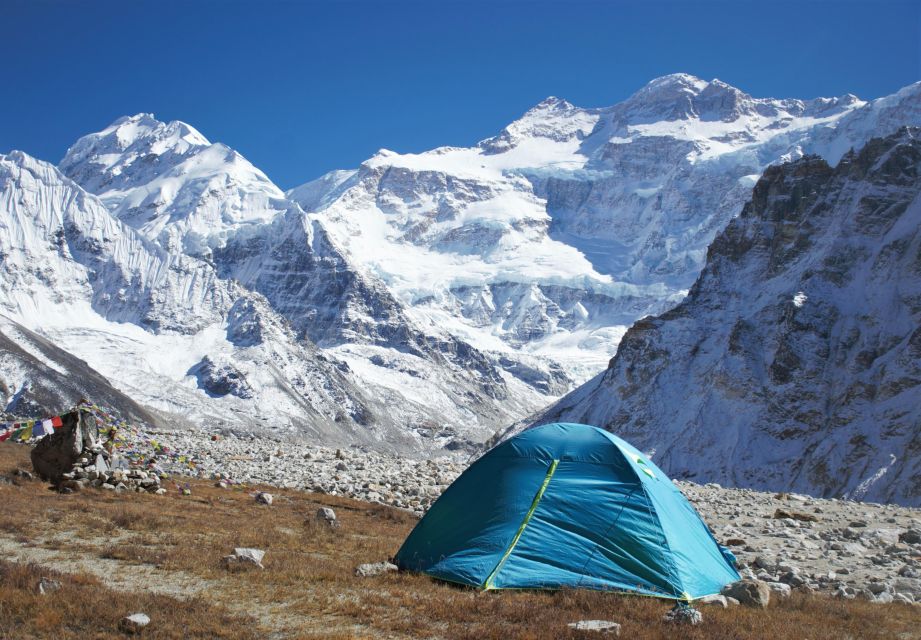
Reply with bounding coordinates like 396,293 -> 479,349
395,422 -> 739,600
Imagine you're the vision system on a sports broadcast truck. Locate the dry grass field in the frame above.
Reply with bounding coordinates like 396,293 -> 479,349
0,441 -> 918,639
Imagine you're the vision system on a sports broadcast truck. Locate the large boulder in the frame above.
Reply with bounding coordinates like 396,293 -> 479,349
721,579 -> 771,608
30,411 -> 98,482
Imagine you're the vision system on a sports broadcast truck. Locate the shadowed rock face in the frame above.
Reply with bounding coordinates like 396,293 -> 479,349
30,410 -> 98,482
0,317 -> 161,426
537,129 -> 921,506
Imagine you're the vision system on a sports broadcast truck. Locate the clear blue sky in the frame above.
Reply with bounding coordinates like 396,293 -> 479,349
2,0 -> 918,188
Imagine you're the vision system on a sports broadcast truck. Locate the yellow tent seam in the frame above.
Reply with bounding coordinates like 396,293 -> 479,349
483,459 -> 559,589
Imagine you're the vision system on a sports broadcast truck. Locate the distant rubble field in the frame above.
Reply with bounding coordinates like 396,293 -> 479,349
0,443 -> 919,640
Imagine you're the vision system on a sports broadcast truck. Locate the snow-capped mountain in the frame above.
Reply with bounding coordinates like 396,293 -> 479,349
290,74 -> 920,386
64,116 -> 566,446
0,151 -> 405,448
58,114 -> 285,257
2,74 -> 920,460
535,128 -> 921,506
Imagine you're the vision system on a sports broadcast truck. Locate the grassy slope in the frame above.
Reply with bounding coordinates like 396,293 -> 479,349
0,442 -> 918,639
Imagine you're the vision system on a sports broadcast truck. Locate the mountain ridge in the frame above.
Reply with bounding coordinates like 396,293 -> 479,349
532,127 -> 921,506
1,74 -> 919,473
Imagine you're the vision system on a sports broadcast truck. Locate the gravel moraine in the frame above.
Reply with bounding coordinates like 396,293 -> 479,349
122,429 -> 921,605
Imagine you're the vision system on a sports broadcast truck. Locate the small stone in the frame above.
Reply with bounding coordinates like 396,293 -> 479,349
216,480 -> 228,489
255,492 -> 273,506
154,488 -> 167,495
355,561 -> 398,577
567,620 -> 621,635
37,577 -> 61,595
767,582 -> 792,598
223,547 -> 265,570
663,605 -> 702,625
899,529 -> 921,545
850,520 -> 869,528
773,508 -> 818,523
867,582 -> 891,595
119,613 -> 150,634
336,462 -> 349,472
721,579 -> 771,608
316,507 -> 339,527
697,594 -> 728,608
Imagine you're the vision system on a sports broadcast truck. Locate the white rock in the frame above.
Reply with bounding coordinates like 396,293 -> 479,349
119,613 -> 150,634
567,620 -> 621,635
355,562 -> 398,577
697,594 -> 728,608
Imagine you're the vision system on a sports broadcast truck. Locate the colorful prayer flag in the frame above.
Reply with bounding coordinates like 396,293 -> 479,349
51,415 -> 63,428
42,419 -> 53,433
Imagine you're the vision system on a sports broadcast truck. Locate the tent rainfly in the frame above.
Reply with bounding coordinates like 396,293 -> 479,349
395,422 -> 740,600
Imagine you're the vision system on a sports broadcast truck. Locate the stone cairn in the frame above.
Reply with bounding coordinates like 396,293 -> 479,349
30,409 -> 164,495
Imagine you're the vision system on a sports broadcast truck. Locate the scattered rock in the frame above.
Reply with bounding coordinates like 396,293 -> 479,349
767,582 -> 792,598
697,594 -> 728,608
316,507 -> 339,528
721,579 -> 771,608
119,613 -> 150,634
567,620 -> 621,635
222,547 -> 265,570
899,529 -> 921,545
663,605 -> 702,625
255,492 -> 273,506
355,561 -> 397,577
37,577 -> 61,595
773,508 -> 818,522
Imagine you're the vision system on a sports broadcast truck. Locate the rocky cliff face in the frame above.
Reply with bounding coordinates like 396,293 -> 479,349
536,129 -> 921,506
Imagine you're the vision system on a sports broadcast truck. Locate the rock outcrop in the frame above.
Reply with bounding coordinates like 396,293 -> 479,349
537,129 -> 921,506
30,410 -> 98,482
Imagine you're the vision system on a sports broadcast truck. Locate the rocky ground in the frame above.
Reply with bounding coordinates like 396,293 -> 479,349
120,427 -> 921,608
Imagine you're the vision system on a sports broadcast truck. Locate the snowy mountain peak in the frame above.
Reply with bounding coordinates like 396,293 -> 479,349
62,113 -> 210,178
636,72 -> 710,95
479,96 -> 598,153
531,96 -> 577,112
59,114 -> 287,254
109,112 -> 210,147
